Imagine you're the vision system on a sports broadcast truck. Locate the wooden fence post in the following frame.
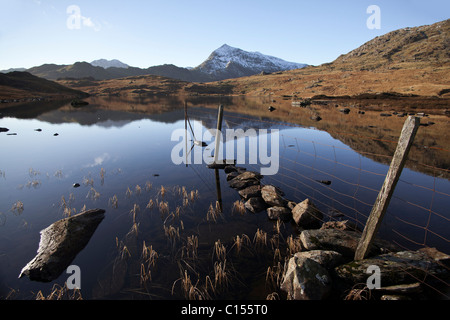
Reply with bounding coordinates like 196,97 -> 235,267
213,104 -> 224,164
354,116 -> 420,260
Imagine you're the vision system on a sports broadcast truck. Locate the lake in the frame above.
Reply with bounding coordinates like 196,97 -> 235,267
0,96 -> 449,299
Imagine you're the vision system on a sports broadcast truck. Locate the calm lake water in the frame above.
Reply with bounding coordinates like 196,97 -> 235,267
0,96 -> 448,299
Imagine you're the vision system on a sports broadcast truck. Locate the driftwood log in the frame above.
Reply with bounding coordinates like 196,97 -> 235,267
19,209 -> 105,282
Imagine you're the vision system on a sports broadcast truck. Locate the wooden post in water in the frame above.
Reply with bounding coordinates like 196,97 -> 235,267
213,104 -> 224,165
354,116 -> 420,260
184,101 -> 188,167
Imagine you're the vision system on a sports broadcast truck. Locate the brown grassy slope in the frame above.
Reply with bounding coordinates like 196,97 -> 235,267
208,19 -> 450,98
0,72 -> 88,101
57,74 -> 189,97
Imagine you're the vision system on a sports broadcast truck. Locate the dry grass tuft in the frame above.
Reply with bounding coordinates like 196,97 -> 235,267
109,195 -> 118,208
232,200 -> 246,215
213,239 -> 227,261
35,284 -> 82,300
11,200 -> 24,215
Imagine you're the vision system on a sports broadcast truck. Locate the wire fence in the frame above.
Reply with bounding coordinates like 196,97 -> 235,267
188,105 -> 450,298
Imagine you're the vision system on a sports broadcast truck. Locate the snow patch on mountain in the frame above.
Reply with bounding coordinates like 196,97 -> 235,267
195,44 -> 307,76
90,59 -> 129,69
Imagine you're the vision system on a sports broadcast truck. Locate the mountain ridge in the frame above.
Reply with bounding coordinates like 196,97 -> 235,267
6,45 -> 307,83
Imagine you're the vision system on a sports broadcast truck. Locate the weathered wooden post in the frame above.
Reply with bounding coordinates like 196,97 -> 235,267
184,101 -> 188,167
354,116 -> 420,260
213,104 -> 224,165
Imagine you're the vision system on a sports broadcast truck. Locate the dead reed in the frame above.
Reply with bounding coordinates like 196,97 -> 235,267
109,195 -> 119,208
214,260 -> 229,291
213,239 -> 227,261
125,187 -> 133,198
182,235 -> 198,260
141,241 -> 159,267
159,200 -> 169,216
146,198 -> 154,210
172,270 -> 208,300
35,284 -> 82,300
11,200 -> 24,215
232,200 -> 246,215
135,184 -> 142,196
82,176 -> 94,187
253,229 -> 267,250
231,234 -> 252,256
206,201 -> 222,223
159,185 -> 166,199
265,261 -> 284,290
86,187 -> 100,201
344,284 -> 372,300
286,235 -> 302,256
100,168 -> 105,185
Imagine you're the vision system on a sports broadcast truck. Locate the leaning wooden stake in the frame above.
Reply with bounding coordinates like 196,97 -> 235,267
354,116 -> 420,260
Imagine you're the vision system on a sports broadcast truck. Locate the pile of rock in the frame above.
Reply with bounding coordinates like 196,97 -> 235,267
224,165 -> 450,300
226,165 -> 323,230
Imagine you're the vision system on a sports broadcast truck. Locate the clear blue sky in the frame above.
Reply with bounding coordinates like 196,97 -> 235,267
0,0 -> 448,70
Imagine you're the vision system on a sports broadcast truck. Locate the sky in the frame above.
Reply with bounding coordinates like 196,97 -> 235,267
0,0 -> 449,70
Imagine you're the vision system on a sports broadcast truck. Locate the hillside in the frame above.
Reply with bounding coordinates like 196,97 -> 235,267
0,71 -> 88,101
208,19 -> 450,99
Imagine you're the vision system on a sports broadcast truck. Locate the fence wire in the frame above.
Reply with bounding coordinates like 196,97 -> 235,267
188,106 -> 450,298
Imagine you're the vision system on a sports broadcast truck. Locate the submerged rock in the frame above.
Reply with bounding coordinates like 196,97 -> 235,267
19,209 -> 105,282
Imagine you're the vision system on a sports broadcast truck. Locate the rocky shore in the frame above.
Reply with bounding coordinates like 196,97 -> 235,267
224,165 -> 450,300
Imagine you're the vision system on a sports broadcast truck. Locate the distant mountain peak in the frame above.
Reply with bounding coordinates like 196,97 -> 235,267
194,44 -> 307,80
90,59 -> 129,69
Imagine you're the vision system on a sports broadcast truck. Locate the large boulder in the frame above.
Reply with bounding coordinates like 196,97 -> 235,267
280,252 -> 332,300
299,229 -> 399,259
334,248 -> 450,289
292,199 -> 323,229
19,209 -> 105,282
261,185 -> 287,207
298,250 -> 344,269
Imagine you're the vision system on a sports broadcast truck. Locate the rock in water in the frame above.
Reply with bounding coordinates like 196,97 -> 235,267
281,252 -> 332,300
292,199 -> 323,229
267,206 -> 292,221
244,197 -> 267,213
19,209 -> 105,282
261,185 -> 287,207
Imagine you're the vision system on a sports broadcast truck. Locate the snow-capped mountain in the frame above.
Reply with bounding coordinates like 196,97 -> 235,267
90,59 -> 129,69
194,44 -> 307,80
